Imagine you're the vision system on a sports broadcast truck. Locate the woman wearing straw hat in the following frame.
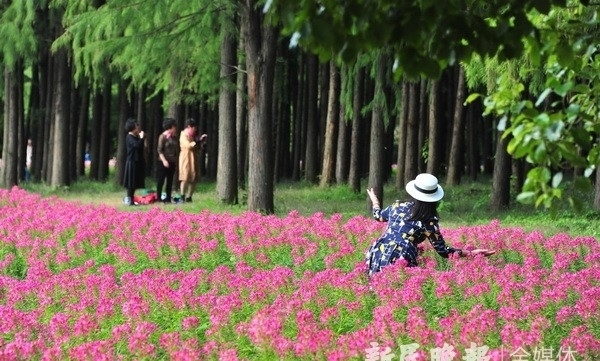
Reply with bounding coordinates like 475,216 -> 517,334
365,173 -> 495,275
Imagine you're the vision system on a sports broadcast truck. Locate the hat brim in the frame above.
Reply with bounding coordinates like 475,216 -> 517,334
405,180 -> 444,202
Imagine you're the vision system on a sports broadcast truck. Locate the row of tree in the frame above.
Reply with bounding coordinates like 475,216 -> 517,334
1,0 -> 599,214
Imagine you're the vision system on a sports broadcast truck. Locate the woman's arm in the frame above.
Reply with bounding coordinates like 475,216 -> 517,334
367,188 -> 390,222
425,222 -> 495,258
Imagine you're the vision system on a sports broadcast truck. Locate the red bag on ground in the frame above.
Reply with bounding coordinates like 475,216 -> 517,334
133,192 -> 157,205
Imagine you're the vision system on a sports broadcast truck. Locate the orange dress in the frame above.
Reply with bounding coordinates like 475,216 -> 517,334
178,129 -> 196,182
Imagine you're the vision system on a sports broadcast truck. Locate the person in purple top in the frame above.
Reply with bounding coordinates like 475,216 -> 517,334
365,173 -> 495,276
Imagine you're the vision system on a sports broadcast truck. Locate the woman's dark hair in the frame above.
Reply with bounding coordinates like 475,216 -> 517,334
185,118 -> 197,128
162,118 -> 176,131
124,118 -> 138,132
407,198 -> 439,222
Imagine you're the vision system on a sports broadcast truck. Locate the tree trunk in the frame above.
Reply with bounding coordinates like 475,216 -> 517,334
404,81 -> 419,185
395,80 -> 409,190
50,48 -> 71,187
69,79 -> 81,182
147,93 -> 163,179
2,66 -> 20,188
335,66 -> 349,184
447,66 -> 466,186
16,67 -> 26,183
348,66 -> 365,193
41,55 -> 54,182
217,32 -> 238,204
320,61 -> 340,187
27,64 -> 42,182
292,54 -> 306,181
367,53 -> 387,210
89,90 -> 102,180
426,80 -> 441,175
304,54 -> 319,183
491,133 -> 512,211
76,82 -> 90,178
244,0 -> 276,213
98,79 -> 111,181
205,106 -> 218,181
236,34 -> 248,189
273,43 -> 287,181
417,77 -> 427,172
467,99 -> 481,181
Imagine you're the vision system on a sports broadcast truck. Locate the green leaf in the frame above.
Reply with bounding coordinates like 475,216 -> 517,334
524,36 -> 541,66
556,42 -> 574,67
570,127 -> 591,150
585,167 -> 595,178
497,115 -> 508,131
535,88 -> 552,107
554,81 -> 573,97
465,93 -> 481,105
544,121 -> 563,142
551,171 -> 563,188
516,191 -> 536,204
571,84 -> 590,94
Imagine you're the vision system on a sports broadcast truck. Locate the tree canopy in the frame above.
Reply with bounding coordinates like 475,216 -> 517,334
54,0 -> 235,99
264,0 -> 576,78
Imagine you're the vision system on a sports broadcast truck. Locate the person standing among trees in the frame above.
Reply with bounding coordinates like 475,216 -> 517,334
178,118 -> 198,203
156,118 -> 179,204
365,173 -> 495,275
122,118 -> 145,206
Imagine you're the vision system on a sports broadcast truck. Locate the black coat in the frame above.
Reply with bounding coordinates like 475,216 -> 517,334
122,133 -> 146,189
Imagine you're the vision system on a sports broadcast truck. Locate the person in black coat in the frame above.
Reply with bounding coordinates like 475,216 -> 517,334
123,118 -> 146,206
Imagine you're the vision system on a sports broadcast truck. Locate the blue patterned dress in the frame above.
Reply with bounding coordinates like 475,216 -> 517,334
365,201 -> 458,275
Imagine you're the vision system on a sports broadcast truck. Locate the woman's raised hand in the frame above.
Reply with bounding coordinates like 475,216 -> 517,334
366,188 -> 380,208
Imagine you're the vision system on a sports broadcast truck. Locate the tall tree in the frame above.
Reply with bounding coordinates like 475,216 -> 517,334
291,54 -> 306,181
217,31 -> 238,204
491,133 -> 512,211
76,81 -> 90,178
2,66 -> 21,188
319,61 -> 340,187
395,80 -> 409,190
403,81 -> 419,185
49,46 -> 71,187
236,34 -> 248,188
244,0 -> 277,213
348,65 -> 365,193
0,0 -> 37,188
367,52 -> 388,208
426,79 -> 441,175
88,91 -> 102,180
304,54 -> 319,183
335,66 -> 349,184
446,65 -> 467,185
98,78 -> 111,181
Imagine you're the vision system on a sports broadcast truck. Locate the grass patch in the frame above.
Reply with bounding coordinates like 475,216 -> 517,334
19,174 -> 600,237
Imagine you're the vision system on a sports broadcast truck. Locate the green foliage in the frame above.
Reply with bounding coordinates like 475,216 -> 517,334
0,0 -> 40,69
265,0 -> 568,79
53,0 -> 234,99
482,2 -> 600,211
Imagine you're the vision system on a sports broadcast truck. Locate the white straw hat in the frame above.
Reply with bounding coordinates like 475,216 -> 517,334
405,173 -> 444,202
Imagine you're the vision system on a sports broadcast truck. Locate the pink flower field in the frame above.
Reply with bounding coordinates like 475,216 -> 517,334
0,187 -> 599,360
